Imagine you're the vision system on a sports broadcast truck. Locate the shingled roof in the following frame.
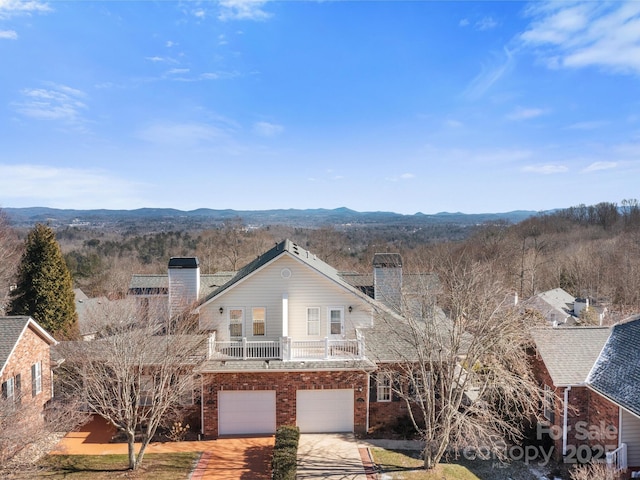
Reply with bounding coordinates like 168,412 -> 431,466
531,326 -> 610,386
587,315 -> 640,417
0,316 -> 57,377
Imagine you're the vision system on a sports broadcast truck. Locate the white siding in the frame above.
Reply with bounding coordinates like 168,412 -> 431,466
199,255 -> 373,342
621,408 -> 640,467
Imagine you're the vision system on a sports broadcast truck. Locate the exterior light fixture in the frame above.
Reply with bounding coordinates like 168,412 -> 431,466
219,307 -> 224,314
348,306 -> 353,313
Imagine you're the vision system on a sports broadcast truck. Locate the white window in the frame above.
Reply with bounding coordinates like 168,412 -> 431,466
229,308 -> 244,338
140,375 -> 154,406
543,385 -> 555,422
328,307 -> 344,336
31,361 -> 42,396
307,307 -> 320,336
252,307 -> 266,336
377,372 -> 392,402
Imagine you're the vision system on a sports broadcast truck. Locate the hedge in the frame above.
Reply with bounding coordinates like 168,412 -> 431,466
272,425 -> 300,480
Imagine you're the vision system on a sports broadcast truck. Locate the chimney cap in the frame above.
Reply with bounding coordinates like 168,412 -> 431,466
168,257 -> 199,269
373,253 -> 402,268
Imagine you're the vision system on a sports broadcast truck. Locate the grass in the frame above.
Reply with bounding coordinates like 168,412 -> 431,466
4,452 -> 200,479
370,448 -> 551,480
371,448 -> 482,480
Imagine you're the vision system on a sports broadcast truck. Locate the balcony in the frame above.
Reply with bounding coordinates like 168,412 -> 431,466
208,332 -> 365,361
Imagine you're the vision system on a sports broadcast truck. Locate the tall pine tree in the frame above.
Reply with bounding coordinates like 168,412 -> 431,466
8,224 -> 78,339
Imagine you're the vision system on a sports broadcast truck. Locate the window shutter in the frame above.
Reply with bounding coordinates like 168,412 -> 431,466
15,374 -> 21,404
369,373 -> 377,402
1,381 -> 6,399
31,364 -> 36,397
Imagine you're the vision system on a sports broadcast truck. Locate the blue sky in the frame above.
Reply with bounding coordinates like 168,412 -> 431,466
1,0 -> 639,214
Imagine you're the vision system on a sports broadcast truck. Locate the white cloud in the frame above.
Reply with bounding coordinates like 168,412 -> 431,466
166,68 -> 190,75
193,9 -> 206,19
582,161 -> 617,173
0,164 -> 146,209
462,47 -> 514,100
386,173 -> 416,182
218,0 -> 271,21
522,164 -> 569,174
506,107 -> 548,120
445,119 -> 463,128
13,83 -> 88,127
567,120 -> 609,130
0,29 -> 17,39
253,121 -> 283,137
145,56 -> 176,63
136,121 -> 232,147
0,0 -> 51,19
476,16 -> 498,31
166,40 -> 176,48
520,1 -> 640,75
459,18 -> 470,27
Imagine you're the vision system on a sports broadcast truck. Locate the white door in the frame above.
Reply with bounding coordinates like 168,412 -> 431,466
296,389 -> 354,433
622,408 -> 640,467
218,390 -> 276,435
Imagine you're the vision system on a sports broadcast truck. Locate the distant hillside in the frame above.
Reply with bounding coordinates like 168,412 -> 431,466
4,206 -> 539,230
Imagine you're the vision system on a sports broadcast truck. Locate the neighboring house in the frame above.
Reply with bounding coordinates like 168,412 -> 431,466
129,240 -> 430,437
522,287 -> 606,326
531,318 -> 640,475
0,316 -> 57,437
74,288 -> 111,341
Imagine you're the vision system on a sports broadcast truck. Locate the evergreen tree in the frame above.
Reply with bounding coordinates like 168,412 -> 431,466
8,224 -> 78,339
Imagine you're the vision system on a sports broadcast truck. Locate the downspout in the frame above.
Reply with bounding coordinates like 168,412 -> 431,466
201,375 -> 205,437
563,385 -> 571,456
366,372 -> 370,433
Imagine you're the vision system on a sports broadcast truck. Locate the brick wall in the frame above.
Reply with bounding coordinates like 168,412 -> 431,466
202,369 -> 368,437
0,325 -> 53,429
531,351 -> 619,461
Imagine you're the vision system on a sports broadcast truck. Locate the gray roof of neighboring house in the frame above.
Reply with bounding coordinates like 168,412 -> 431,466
531,326 -> 611,386
587,315 -> 640,417
0,316 -> 56,376
522,288 -> 577,325
129,273 -> 235,298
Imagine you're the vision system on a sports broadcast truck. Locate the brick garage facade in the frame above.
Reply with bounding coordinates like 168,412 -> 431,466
201,369 -> 369,438
531,352 -> 620,461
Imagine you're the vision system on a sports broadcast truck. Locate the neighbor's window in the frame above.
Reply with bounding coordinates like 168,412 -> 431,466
307,307 -> 320,336
543,385 -> 555,422
252,307 -> 266,336
31,361 -> 42,396
377,372 -> 392,402
1,377 -> 15,403
229,309 -> 244,337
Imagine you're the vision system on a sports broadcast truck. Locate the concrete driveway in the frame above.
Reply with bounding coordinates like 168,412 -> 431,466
296,434 -> 368,479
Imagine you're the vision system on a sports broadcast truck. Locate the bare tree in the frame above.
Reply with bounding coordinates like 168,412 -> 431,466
0,210 -> 20,314
373,247 -> 542,470
55,299 -> 207,470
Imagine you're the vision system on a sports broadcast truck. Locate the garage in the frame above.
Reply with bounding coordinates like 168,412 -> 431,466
218,390 -> 276,435
296,389 -> 354,433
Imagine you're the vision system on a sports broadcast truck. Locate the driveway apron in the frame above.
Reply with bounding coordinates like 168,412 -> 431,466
296,434 -> 367,479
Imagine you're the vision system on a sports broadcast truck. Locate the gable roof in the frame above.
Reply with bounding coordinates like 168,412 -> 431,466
531,326 -> 610,386
0,316 -> 57,377
523,288 -> 576,324
129,273 -> 235,298
587,315 -> 640,417
198,239 -> 380,308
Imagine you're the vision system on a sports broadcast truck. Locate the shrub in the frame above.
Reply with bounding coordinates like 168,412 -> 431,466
272,426 -> 299,480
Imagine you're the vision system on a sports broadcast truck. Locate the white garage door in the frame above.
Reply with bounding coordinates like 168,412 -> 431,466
296,389 -> 354,433
218,390 -> 276,435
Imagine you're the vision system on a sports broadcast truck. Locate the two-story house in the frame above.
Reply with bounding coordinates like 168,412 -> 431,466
1,316 -> 57,459
129,240 -> 426,437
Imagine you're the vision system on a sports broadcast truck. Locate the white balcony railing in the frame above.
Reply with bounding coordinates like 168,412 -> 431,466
606,443 -> 627,473
208,334 -> 364,361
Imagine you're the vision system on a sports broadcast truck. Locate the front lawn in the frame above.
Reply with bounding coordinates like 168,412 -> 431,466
2,453 -> 199,479
370,448 -> 556,480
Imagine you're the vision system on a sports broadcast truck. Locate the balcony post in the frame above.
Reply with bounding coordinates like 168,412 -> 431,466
324,337 -> 330,359
242,337 -> 248,360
